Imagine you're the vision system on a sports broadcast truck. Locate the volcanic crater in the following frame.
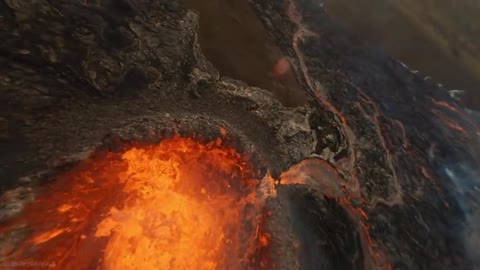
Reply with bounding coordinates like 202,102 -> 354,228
1,0 -> 479,270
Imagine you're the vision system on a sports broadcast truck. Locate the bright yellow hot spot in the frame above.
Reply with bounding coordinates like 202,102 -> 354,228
95,138 -> 258,270
96,139 -> 262,270
0,137 -> 265,270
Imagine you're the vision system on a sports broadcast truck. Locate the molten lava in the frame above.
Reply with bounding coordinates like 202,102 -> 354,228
0,137 -> 266,269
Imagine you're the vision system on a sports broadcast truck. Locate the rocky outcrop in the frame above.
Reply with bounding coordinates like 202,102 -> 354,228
0,0 -> 315,189
1,0 -> 479,269
251,0 -> 480,268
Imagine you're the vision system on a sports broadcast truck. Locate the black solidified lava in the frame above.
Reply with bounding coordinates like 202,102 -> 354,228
0,0 -> 479,269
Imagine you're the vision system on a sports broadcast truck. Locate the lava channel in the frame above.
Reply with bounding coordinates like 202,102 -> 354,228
0,137 -> 269,270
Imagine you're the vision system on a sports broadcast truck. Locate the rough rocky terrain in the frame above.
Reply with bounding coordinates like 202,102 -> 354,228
0,0 -> 479,269
325,0 -> 480,109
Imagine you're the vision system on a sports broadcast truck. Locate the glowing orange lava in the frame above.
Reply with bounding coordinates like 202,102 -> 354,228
0,137 -> 266,270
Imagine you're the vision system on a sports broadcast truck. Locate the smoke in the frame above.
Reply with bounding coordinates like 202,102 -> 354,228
444,165 -> 478,212
443,163 -> 480,265
466,108 -> 480,121
465,209 -> 480,265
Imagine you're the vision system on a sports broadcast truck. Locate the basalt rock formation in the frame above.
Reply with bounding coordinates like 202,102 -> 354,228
0,0 -> 479,269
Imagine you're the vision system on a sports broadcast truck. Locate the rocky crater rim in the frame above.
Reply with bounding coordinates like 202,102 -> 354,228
15,118 -> 251,183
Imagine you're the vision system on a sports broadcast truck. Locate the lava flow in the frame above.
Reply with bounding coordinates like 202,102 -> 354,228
0,137 -> 268,270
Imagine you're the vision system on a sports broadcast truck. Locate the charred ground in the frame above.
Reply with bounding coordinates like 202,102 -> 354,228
0,0 -> 479,269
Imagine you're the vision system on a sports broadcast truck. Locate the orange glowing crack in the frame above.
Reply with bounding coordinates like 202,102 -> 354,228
57,204 -> 73,213
278,158 -> 391,269
32,228 -> 68,245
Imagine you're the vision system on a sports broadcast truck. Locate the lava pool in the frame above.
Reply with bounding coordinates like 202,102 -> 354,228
0,137 -> 270,269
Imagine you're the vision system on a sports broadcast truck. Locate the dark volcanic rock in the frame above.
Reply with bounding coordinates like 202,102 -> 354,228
0,0 -> 479,269
0,0 -> 315,188
251,0 -> 480,269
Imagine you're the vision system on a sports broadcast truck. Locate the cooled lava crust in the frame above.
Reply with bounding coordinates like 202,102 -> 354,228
0,0 -> 479,269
